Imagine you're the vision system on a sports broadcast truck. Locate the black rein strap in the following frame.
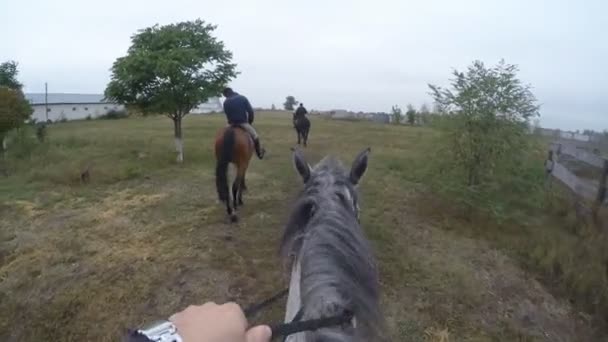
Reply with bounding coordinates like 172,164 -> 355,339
243,288 -> 289,317
272,310 -> 353,340
242,289 -> 354,340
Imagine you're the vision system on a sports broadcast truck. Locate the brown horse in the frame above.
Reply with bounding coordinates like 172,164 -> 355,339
215,125 -> 255,222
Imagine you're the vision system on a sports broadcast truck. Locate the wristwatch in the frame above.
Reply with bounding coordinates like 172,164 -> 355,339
136,320 -> 183,342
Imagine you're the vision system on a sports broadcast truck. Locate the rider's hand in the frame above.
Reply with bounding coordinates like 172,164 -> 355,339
169,302 -> 271,342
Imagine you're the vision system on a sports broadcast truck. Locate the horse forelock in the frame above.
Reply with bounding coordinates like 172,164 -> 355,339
281,155 -> 383,342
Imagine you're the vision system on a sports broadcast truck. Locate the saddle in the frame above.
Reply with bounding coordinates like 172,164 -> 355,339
228,124 -> 254,143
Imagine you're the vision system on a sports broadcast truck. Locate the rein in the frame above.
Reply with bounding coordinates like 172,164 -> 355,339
243,289 -> 354,340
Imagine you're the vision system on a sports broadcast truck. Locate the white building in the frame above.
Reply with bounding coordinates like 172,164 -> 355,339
25,93 -> 125,122
559,130 -> 590,142
190,97 -> 223,114
25,93 -> 224,122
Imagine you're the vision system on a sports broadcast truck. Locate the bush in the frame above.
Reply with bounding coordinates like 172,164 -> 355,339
405,104 -> 416,125
0,87 -> 33,151
390,105 -> 402,124
98,109 -> 128,120
4,126 -> 39,160
56,113 -> 68,123
35,123 -> 47,142
427,60 -> 540,218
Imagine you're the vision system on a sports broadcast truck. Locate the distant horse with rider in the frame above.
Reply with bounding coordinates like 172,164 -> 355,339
214,87 -> 265,222
293,103 -> 311,147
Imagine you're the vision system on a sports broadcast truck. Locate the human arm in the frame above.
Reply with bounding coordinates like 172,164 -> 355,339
125,302 -> 271,342
245,98 -> 255,124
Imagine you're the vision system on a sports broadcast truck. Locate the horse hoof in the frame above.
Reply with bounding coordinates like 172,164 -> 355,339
230,214 -> 239,223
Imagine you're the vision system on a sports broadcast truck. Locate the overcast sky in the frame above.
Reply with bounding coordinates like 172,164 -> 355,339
1,0 -> 606,130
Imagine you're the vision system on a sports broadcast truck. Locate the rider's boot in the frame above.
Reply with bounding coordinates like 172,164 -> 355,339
254,138 -> 266,159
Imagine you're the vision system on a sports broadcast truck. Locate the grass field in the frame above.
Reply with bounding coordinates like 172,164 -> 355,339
0,112 -> 604,341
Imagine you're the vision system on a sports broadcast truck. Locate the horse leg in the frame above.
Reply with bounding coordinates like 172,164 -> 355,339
296,129 -> 301,145
225,192 -> 234,221
241,175 -> 247,192
236,158 -> 249,208
303,129 -> 308,147
238,177 -> 245,205
232,177 -> 240,211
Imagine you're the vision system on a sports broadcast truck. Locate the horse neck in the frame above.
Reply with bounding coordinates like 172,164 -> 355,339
285,259 -> 306,342
282,204 -> 381,342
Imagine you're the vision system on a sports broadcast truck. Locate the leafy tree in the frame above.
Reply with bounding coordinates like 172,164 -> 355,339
105,19 -> 237,163
391,105 -> 402,124
35,122 -> 47,142
432,103 -> 443,114
0,61 -> 32,155
533,118 -> 542,135
0,87 -> 33,154
418,103 -> 431,125
428,59 -> 539,213
419,104 -> 430,115
406,104 -> 417,125
284,96 -> 298,111
0,61 -> 23,90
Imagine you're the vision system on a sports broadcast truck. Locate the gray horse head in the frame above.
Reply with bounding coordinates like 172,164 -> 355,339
281,147 -> 384,342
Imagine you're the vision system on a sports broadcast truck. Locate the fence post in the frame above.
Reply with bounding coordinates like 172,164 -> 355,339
545,146 -> 556,192
596,160 -> 608,205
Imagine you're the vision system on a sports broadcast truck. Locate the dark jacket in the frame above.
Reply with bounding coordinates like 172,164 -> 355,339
223,93 -> 254,124
295,105 -> 308,116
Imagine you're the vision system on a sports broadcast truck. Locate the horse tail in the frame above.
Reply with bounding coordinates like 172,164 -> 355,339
216,127 -> 235,203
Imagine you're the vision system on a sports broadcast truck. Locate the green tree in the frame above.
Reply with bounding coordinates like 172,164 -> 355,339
0,61 -> 23,90
405,104 -> 416,125
284,96 -> 298,111
533,118 -> 542,135
0,88 -> 33,154
0,61 -> 32,155
418,103 -> 431,125
390,105 -> 402,124
419,104 -> 430,115
104,19 -> 237,163
428,59 -> 539,211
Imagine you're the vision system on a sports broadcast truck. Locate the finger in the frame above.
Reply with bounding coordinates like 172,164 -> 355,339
246,325 -> 272,342
223,302 -> 247,331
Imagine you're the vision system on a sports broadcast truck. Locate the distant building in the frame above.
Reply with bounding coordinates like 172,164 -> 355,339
559,130 -> 590,142
371,113 -> 390,124
25,93 -> 223,122
328,109 -> 352,119
190,97 -> 223,114
25,93 -> 124,122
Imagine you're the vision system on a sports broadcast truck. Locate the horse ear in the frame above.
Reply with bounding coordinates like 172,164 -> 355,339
350,147 -> 371,185
292,147 -> 311,183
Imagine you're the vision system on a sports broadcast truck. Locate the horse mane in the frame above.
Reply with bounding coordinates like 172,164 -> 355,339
280,156 -> 383,342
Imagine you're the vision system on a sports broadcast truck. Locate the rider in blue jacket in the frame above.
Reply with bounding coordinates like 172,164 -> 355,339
222,87 -> 265,159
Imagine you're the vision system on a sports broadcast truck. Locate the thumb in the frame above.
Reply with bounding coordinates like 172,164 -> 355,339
246,325 -> 272,342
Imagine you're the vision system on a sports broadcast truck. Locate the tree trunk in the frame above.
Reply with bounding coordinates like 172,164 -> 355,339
1,134 -> 7,157
0,135 -> 6,175
173,115 -> 184,163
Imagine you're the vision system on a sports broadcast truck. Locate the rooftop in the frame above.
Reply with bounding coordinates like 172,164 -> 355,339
25,93 -> 110,105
